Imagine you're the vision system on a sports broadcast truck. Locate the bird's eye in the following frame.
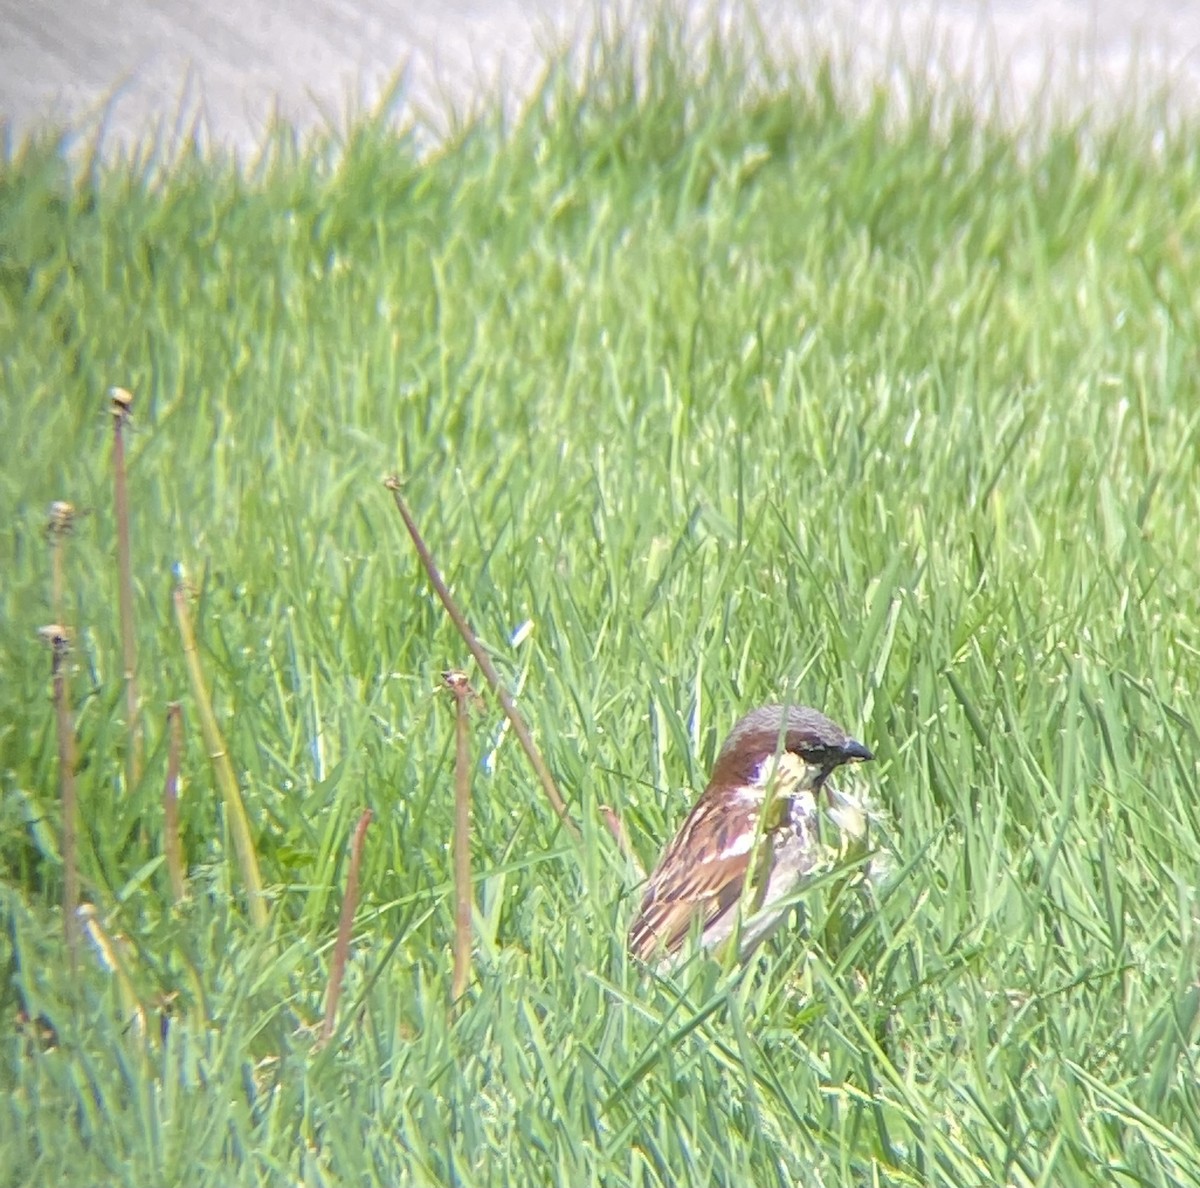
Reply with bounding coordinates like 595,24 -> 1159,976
797,745 -> 836,767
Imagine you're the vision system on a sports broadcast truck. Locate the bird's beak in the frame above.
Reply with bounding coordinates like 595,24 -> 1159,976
842,738 -> 874,763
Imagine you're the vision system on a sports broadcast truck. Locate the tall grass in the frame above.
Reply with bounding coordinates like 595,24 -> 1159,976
2,9 -> 1200,1186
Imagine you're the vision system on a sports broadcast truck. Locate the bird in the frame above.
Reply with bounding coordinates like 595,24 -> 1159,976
627,704 -> 875,965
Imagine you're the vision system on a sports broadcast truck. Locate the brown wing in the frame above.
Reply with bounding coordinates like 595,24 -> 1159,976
628,792 -> 757,961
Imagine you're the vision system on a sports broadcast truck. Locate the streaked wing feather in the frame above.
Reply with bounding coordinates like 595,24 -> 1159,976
628,794 -> 757,960
629,850 -> 750,959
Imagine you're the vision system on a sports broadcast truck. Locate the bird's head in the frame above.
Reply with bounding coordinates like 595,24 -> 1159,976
708,703 -> 874,807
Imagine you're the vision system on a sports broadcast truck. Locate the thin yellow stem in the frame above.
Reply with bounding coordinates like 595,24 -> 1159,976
47,500 -> 74,626
78,904 -> 147,1037
163,702 -> 187,903
173,581 -> 268,929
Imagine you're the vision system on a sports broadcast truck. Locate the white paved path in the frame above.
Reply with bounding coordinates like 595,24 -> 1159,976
2,2 -> 1199,155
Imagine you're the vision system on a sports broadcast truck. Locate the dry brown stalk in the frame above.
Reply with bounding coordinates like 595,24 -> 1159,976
110,387 -> 142,789
320,809 -> 373,1046
443,669 -> 479,1006
39,624 -> 78,962
600,805 -> 646,879
383,477 -> 578,839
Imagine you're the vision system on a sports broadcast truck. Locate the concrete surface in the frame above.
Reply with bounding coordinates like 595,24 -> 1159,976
2,2 -> 1199,156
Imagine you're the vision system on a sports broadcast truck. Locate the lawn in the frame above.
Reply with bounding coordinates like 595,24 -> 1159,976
2,11 -> 1200,1186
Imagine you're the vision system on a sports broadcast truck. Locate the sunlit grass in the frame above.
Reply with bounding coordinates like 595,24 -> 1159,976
2,9 -> 1200,1186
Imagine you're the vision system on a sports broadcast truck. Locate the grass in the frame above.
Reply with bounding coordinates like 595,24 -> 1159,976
3,8 -> 1200,1185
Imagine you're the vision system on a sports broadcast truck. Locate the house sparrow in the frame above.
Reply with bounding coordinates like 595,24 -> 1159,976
628,704 -> 874,965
